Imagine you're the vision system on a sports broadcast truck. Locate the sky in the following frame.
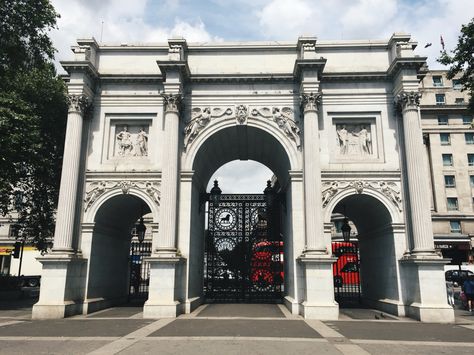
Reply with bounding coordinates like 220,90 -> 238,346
48,0 -> 472,193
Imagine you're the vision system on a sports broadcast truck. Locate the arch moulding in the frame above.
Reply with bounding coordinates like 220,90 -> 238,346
181,107 -> 302,172
323,183 -> 403,225
83,181 -> 160,224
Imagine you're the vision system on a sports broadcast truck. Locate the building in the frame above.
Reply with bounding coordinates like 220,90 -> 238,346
32,34 -> 455,322
420,71 -> 474,266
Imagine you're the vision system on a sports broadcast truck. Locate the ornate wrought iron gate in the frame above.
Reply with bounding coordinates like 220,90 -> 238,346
129,241 -> 151,299
205,194 -> 283,302
332,241 -> 361,305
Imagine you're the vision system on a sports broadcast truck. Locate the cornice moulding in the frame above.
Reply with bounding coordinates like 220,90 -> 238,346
60,60 -> 99,79
386,57 -> 427,78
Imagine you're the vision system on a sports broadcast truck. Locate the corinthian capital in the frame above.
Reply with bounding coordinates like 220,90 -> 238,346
394,91 -> 421,112
161,92 -> 183,114
67,94 -> 91,115
300,92 -> 322,113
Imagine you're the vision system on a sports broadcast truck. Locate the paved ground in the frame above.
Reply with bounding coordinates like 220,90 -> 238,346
0,299 -> 473,354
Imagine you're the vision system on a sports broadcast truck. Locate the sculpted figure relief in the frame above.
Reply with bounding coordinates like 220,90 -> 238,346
336,124 -> 372,156
115,125 -> 149,157
184,107 -> 211,149
116,125 -> 133,156
272,107 -> 301,148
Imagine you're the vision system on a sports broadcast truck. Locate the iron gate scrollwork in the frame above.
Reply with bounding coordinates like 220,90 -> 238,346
332,241 -> 361,305
129,241 -> 151,299
205,194 -> 283,302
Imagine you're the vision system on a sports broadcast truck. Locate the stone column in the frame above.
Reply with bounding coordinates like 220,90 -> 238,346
156,93 -> 182,255
52,94 -> 90,253
301,92 -> 326,254
395,91 -> 435,254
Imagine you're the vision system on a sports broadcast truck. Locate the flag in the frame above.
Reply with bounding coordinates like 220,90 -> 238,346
440,35 -> 445,50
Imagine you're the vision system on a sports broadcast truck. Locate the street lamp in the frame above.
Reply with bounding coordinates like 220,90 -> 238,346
209,179 -> 222,206
263,180 -> 275,207
136,217 -> 146,244
341,218 -> 351,242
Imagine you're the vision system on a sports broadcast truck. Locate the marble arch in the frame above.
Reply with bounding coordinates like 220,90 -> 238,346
32,35 -> 454,323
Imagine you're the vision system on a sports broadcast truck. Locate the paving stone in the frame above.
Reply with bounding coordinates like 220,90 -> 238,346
150,319 -> 321,338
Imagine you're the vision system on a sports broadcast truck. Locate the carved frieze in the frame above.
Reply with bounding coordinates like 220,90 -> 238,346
251,106 -> 301,149
183,105 -> 301,150
236,105 -> 248,124
183,107 -> 233,150
84,180 -> 161,211
321,180 -> 402,211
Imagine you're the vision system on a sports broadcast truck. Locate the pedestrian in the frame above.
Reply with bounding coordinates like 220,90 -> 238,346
462,274 -> 474,312
446,281 -> 455,307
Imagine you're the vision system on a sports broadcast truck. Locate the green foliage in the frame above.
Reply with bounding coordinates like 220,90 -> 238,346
0,0 -> 67,252
438,17 -> 474,112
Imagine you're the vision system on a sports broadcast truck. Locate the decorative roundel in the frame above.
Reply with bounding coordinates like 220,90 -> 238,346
215,208 -> 237,231
215,237 -> 236,252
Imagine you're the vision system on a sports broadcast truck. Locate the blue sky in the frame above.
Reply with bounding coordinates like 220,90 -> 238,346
49,0 -> 472,193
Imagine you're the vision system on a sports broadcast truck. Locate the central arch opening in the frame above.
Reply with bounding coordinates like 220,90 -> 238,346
186,124 -> 296,308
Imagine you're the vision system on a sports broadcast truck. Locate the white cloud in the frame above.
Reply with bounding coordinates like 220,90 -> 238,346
258,0 -> 314,39
50,0 -> 217,67
208,161 -> 273,193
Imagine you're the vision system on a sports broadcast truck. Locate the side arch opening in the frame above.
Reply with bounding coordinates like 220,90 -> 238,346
85,194 -> 152,313
331,193 -> 404,315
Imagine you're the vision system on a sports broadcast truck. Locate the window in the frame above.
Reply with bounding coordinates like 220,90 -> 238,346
444,175 -> 456,187
455,98 -> 465,104
470,175 -> 474,187
433,76 -> 443,87
463,115 -> 473,125
450,220 -> 461,233
453,79 -> 462,89
468,154 -> 474,166
8,225 -> 18,238
438,115 -> 448,125
436,94 -> 446,105
440,133 -> 450,145
447,197 -> 459,211
442,154 -> 453,166
465,133 -> 474,144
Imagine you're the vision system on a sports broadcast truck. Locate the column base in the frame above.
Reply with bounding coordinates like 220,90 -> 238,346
400,255 -> 454,323
143,255 -> 185,319
32,301 -> 83,319
143,301 -> 184,318
301,301 -> 339,320
32,254 -> 87,320
298,255 -> 339,320
404,303 -> 455,323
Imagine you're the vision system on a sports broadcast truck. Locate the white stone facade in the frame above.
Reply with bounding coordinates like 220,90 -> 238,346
32,34 -> 454,322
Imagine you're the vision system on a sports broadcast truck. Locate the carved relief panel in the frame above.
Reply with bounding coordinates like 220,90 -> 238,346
331,114 -> 383,162
104,118 -> 153,161
114,124 -> 149,157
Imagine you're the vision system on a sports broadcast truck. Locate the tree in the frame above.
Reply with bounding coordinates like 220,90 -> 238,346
438,17 -> 474,112
0,0 -> 68,252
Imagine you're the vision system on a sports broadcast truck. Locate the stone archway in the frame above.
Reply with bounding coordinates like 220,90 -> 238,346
177,123 -> 302,313
81,191 -> 155,314
326,189 -> 406,316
